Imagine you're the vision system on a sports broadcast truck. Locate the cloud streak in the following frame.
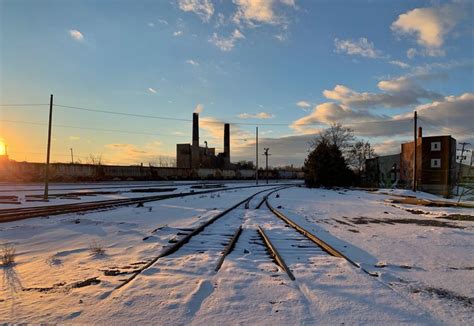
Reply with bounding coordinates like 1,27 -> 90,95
334,37 -> 383,59
238,112 -> 274,119
209,29 -> 245,51
178,0 -> 214,22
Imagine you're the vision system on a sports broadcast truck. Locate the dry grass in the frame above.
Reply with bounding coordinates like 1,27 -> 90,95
89,241 -> 105,256
1,244 -> 16,266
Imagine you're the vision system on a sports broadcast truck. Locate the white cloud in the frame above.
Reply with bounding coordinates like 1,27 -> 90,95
158,19 -> 169,25
147,22 -> 155,27
391,2 -> 465,56
209,29 -> 245,51
194,103 -> 204,113
186,59 -> 199,66
232,0 -> 295,27
148,87 -> 158,94
290,102 -> 383,134
296,101 -> 311,109
322,76 -> 442,109
69,29 -> 84,42
410,92 -> 474,137
178,0 -> 214,22
173,30 -> 183,36
389,60 -> 410,69
238,112 -> 274,119
334,37 -> 383,59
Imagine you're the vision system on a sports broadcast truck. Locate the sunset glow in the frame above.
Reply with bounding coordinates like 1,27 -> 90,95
0,141 -> 6,156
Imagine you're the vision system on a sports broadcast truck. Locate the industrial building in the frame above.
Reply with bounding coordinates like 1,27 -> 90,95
366,128 -> 457,196
176,113 -> 232,169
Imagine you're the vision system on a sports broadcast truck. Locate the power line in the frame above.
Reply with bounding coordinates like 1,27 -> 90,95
54,104 -> 192,122
2,102 -> 415,127
0,104 -> 49,107
0,119 -> 189,138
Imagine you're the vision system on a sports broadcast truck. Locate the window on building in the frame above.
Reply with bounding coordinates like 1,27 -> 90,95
431,141 -> 441,151
431,158 -> 441,168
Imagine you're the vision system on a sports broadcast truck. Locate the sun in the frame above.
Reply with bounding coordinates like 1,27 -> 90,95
0,141 -> 5,155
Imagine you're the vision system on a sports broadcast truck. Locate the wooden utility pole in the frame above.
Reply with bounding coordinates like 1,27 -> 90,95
263,148 -> 270,184
413,111 -> 417,192
256,127 -> 259,185
70,148 -> 74,164
44,94 -> 53,200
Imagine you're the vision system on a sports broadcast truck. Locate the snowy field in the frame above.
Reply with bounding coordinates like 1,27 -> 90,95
0,183 -> 472,324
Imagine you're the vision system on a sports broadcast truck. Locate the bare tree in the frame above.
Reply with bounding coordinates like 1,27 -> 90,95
311,123 -> 354,151
348,141 -> 376,174
149,156 -> 176,167
88,154 -> 102,166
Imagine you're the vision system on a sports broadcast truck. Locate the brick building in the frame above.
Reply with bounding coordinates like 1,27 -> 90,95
365,127 -> 457,196
400,128 -> 457,196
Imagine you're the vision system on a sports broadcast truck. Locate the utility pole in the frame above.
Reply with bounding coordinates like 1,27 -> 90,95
413,111 -> 417,192
70,148 -> 74,164
256,127 -> 259,185
263,148 -> 271,184
456,142 -> 471,195
44,94 -> 53,200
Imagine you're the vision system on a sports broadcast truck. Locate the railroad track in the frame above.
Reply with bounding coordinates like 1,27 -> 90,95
111,185 -> 361,292
114,186 -> 288,289
0,183 -> 297,223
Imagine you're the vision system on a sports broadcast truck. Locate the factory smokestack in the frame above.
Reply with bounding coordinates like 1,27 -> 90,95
224,123 -> 230,159
193,113 -> 199,148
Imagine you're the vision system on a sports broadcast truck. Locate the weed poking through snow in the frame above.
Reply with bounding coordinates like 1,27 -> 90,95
89,241 -> 105,256
1,244 -> 16,266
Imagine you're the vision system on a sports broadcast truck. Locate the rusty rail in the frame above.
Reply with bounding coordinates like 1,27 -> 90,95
214,225 -> 243,272
257,225 -> 295,281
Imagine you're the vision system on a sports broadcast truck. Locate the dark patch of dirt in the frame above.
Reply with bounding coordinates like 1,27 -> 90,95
333,218 -> 354,226
448,266 -> 474,271
411,286 -> 473,307
440,214 -> 474,222
347,229 -> 360,233
23,277 -> 100,293
101,269 -> 136,276
405,209 -> 426,215
70,277 -> 100,288
350,216 -> 464,229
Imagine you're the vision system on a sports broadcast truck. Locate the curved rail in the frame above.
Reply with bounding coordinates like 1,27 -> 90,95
115,186 -> 284,290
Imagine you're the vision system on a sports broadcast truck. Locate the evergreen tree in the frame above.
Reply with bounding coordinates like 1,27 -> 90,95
304,140 -> 354,187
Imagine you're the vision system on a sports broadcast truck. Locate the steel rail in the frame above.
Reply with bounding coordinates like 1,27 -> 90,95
257,225 -> 296,281
265,198 -> 360,268
115,186 -> 283,290
0,184 -> 296,223
214,225 -> 243,272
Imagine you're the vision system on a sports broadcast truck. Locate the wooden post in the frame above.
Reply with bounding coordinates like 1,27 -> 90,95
413,111 -> 417,192
44,94 -> 53,200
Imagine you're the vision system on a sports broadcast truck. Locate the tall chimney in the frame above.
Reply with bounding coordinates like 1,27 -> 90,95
418,126 -> 422,139
192,113 -> 199,148
224,123 -> 230,159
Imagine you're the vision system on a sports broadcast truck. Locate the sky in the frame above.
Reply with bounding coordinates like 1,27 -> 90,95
0,0 -> 473,167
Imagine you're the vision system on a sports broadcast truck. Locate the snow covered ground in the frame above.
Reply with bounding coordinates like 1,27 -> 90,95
1,184 -> 472,324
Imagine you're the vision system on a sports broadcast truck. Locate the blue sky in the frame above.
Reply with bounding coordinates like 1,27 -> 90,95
1,0 -> 473,166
